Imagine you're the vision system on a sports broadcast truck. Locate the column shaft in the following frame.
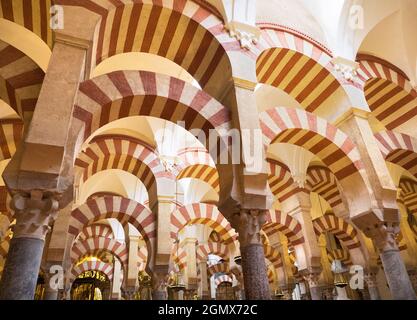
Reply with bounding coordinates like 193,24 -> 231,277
235,209 -> 271,300
241,243 -> 270,299
0,237 -> 44,299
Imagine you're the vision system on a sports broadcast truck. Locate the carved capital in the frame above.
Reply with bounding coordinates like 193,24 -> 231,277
303,273 -> 321,288
152,272 -> 169,292
364,273 -> 378,288
224,22 -> 261,50
234,209 -> 267,247
10,190 -> 60,240
368,223 -> 400,252
331,56 -> 359,83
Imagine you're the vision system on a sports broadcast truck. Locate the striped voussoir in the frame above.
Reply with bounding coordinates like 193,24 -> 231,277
0,235 -> 10,258
63,0 -> 238,100
260,106 -> 364,181
87,191 -> 124,202
0,40 -> 45,120
266,265 -> 275,284
171,244 -> 187,271
177,147 -> 215,168
313,214 -> 361,250
78,224 -> 115,242
0,0 -> 54,48
214,274 -> 233,286
396,232 -> 408,252
327,248 -> 352,266
255,28 -> 333,65
69,196 -> 156,268
207,262 -> 229,277
177,164 -> 219,193
399,178 -> 417,214
170,203 -> 237,245
255,29 -> 344,114
263,244 -> 283,269
0,119 -> 23,161
374,130 -> 417,178
263,209 -> 304,246
76,134 -> 169,182
75,135 -> 169,207
357,56 -> 417,130
268,159 -> 300,202
73,71 -> 231,154
70,261 -> 114,284
71,237 -> 128,272
306,166 -> 345,212
196,242 -> 229,263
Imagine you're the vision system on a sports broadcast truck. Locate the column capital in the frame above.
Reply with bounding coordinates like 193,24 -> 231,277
233,209 -> 267,247
364,273 -> 378,288
10,190 -> 60,240
302,272 -> 321,288
331,56 -> 360,83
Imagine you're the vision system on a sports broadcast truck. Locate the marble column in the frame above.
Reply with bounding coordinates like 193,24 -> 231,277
364,273 -> 381,300
42,264 -> 60,301
371,223 -> 416,300
303,273 -> 322,300
335,286 -> 350,300
0,192 -> 59,300
234,209 -> 271,300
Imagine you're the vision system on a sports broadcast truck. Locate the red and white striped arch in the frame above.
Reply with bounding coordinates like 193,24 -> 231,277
255,28 -> 333,66
177,164 -> 219,193
260,106 -> 364,181
70,261 -> 114,284
263,244 -> 283,269
214,274 -> 233,286
0,236 -> 10,258
357,55 -> 417,130
0,119 -> 23,161
196,242 -> 229,263
208,262 -> 229,277
69,196 -> 156,269
266,265 -> 275,284
0,0 -> 54,48
60,0 -> 239,100
374,130 -> 417,178
268,159 -> 299,202
327,248 -> 352,266
71,237 -> 128,272
73,71 -> 231,156
263,210 -> 304,246
75,135 -> 170,208
313,214 -> 361,250
171,244 -> 187,271
76,134 -> 170,182
0,40 -> 45,120
399,179 -> 417,215
77,224 -> 115,242
254,29 -> 348,114
171,203 -> 237,245
306,166 -> 347,215
177,147 -> 214,168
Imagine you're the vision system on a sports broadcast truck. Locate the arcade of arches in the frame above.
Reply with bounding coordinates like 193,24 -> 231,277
0,0 -> 417,300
